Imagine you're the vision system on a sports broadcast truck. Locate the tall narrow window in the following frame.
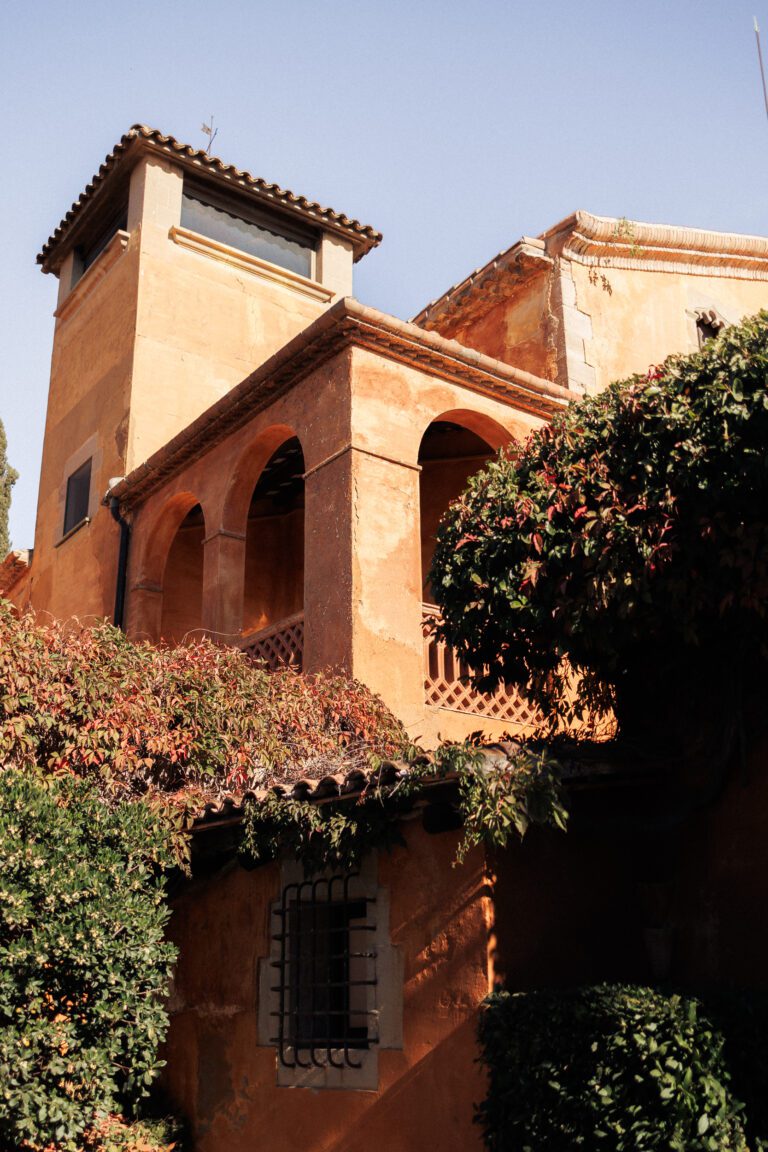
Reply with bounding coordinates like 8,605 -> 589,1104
63,458 -> 92,535
271,872 -> 377,1070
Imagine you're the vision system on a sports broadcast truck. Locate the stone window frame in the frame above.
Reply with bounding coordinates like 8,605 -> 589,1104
687,306 -> 729,351
257,851 -> 403,1090
55,433 -> 101,546
180,176 -> 319,283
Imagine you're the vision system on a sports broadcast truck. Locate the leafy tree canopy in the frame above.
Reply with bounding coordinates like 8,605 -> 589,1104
0,417 -> 18,557
431,311 -> 768,737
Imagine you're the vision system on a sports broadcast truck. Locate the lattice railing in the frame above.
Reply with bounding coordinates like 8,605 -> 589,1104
239,612 -> 304,672
422,604 -> 539,728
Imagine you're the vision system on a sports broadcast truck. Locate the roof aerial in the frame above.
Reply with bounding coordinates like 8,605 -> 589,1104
38,124 -> 382,273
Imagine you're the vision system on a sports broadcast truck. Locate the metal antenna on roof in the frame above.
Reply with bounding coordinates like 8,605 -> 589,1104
755,18 -> 768,124
201,115 -> 218,154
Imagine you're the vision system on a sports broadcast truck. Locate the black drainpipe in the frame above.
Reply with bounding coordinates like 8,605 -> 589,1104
109,497 -> 130,630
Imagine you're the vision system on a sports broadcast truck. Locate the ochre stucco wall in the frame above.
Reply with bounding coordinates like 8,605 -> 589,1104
433,270 -> 555,381
125,344 -> 545,745
27,236 -> 141,623
570,262 -> 768,394
163,825 -> 492,1152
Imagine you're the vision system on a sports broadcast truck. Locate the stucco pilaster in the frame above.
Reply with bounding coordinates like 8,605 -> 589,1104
201,530 -> 246,643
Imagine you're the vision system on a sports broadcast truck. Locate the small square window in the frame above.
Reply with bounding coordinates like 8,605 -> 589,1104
63,458 -> 92,535
271,872 -> 377,1070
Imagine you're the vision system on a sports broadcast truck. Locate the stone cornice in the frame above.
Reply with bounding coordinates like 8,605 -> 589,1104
413,239 -> 552,330
109,298 -> 574,511
556,211 -> 768,280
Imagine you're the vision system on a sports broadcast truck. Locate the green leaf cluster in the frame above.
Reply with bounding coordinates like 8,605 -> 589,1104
431,311 -> 768,732
477,984 -> 748,1151
241,741 -> 567,874
0,770 -> 177,1151
0,417 -> 18,558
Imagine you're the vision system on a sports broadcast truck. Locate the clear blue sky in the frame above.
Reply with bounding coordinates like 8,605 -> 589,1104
1,0 -> 766,548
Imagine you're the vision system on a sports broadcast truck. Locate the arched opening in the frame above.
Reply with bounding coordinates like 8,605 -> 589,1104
159,502 -> 206,644
242,436 -> 305,658
417,413 -> 536,730
418,418 -> 501,602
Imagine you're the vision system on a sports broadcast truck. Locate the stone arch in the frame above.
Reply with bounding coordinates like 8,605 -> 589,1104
234,430 -> 306,640
418,410 -> 511,602
222,423 -> 300,537
160,498 -> 207,645
136,492 -> 203,591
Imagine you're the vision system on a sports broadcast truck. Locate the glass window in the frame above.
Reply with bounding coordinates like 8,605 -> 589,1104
63,458 -> 92,535
181,192 -> 313,278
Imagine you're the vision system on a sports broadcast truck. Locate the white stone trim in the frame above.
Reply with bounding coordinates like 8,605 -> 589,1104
169,226 -> 333,304
256,852 -> 403,1090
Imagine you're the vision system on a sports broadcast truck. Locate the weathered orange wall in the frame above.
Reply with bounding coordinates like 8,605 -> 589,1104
435,271 -> 555,381
571,262 -> 768,395
163,825 -> 492,1152
419,456 -> 491,601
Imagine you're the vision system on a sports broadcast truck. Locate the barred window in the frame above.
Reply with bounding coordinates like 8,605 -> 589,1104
270,872 -> 378,1070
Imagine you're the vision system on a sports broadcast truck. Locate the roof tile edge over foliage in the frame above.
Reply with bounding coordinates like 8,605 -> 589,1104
38,124 -> 382,272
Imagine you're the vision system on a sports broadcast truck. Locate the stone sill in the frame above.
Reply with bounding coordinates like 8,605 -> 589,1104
55,517 -> 90,547
168,226 -> 334,304
54,231 -> 130,323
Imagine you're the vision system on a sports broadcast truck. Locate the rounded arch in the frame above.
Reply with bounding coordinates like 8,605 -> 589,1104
137,492 -> 207,645
417,407 -> 514,454
222,423 -> 301,537
418,412 -> 508,602
137,491 -> 204,590
238,431 -> 306,639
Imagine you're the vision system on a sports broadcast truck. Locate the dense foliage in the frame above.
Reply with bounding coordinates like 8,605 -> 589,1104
0,770 -> 177,1152
477,985 -> 749,1151
241,741 -> 568,874
0,417 -> 18,558
0,602 -> 408,812
432,312 -> 768,733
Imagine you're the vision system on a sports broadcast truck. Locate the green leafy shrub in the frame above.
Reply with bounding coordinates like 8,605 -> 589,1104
0,769 -> 177,1152
477,984 -> 747,1151
708,989 -> 768,1151
432,312 -> 768,734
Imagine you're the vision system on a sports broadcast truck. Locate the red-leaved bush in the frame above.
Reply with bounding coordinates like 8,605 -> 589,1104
0,602 -> 408,808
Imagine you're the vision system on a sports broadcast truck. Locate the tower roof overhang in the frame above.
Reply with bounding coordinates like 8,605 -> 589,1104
37,125 -> 382,275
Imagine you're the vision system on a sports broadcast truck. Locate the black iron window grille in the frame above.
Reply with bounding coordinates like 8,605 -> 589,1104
270,872 -> 378,1069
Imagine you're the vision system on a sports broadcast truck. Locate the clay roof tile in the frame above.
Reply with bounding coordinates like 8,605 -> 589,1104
38,124 -> 381,272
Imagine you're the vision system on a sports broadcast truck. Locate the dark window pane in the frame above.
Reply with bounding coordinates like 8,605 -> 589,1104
287,896 -> 369,1050
181,193 -> 313,278
63,458 -> 92,535
697,318 -> 720,348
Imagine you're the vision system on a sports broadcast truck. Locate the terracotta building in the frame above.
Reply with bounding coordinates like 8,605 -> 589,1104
3,127 -> 768,1150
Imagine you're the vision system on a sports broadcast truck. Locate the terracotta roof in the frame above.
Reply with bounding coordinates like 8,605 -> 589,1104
192,742 -> 645,832
0,550 -> 31,597
414,211 -> 768,331
38,125 -> 381,273
107,296 -> 575,512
